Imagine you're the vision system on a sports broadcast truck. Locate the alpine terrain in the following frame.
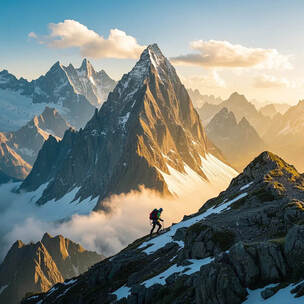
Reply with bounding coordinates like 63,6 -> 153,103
21,151 -> 304,304
206,108 -> 266,170
0,233 -> 104,304
20,44 -> 237,208
263,100 -> 304,172
0,60 -> 116,131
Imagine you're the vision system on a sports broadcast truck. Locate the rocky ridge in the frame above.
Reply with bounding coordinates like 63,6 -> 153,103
22,151 -> 304,304
0,233 -> 104,304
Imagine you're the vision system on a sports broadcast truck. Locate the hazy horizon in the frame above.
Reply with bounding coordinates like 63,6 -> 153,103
1,0 -> 304,105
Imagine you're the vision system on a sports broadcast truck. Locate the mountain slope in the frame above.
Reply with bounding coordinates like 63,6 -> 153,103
62,59 -> 116,107
188,88 -> 223,108
3,107 -> 70,165
0,233 -> 104,304
206,108 -> 266,170
263,100 -> 304,171
0,133 -> 31,179
0,61 -> 115,131
197,92 -> 271,135
21,44 -> 236,207
22,152 -> 304,304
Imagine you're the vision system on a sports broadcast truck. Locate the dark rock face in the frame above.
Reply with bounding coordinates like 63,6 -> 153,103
0,233 -> 104,304
206,107 -> 266,170
21,152 -> 304,304
21,44 -> 230,207
0,169 -> 19,184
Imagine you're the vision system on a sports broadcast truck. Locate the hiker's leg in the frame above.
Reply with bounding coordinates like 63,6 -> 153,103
156,221 -> 162,233
150,222 -> 156,235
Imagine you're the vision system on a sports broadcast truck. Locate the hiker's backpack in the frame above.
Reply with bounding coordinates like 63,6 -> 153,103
149,209 -> 158,220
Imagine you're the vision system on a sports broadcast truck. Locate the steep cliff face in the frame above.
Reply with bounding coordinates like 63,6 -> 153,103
21,44 -> 236,207
22,152 -> 304,304
0,233 -> 104,304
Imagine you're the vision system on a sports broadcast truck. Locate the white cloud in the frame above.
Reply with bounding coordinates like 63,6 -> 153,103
0,181 -> 223,260
30,19 -> 145,59
171,40 -> 292,70
253,74 -> 297,88
28,32 -> 37,39
181,70 -> 226,90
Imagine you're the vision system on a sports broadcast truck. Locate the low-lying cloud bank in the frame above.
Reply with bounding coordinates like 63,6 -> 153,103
0,181 -> 224,261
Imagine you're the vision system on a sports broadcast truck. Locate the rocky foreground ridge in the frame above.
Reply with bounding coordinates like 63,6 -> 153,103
0,233 -> 104,304
22,151 -> 304,303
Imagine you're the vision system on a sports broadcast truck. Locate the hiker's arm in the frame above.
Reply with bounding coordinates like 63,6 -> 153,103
159,218 -> 164,222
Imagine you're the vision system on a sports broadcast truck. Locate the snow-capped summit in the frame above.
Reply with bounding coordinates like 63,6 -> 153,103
62,58 -> 116,107
21,44 -> 236,208
0,61 -> 116,131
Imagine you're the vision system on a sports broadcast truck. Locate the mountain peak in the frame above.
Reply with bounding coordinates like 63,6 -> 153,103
239,116 -> 250,127
80,58 -> 92,70
243,151 -> 300,180
49,61 -> 62,72
228,92 -> 248,103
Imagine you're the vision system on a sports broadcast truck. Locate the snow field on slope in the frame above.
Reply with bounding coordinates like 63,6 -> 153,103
0,89 -> 68,132
158,153 -> 237,198
0,181 -> 98,222
142,256 -> 213,288
112,256 -> 214,300
244,280 -> 304,303
138,192 -> 248,254
113,285 -> 131,300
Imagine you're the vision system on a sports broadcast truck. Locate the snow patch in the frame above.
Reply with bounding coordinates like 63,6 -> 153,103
142,257 -> 213,288
240,182 -> 254,191
139,192 -> 247,254
113,285 -> 131,300
0,284 -> 8,295
119,112 -> 130,129
244,281 -> 304,303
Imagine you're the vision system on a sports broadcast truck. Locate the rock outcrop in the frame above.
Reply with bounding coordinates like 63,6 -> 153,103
0,233 -> 104,304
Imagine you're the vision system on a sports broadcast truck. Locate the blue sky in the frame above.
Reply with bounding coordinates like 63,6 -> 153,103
1,0 -> 304,103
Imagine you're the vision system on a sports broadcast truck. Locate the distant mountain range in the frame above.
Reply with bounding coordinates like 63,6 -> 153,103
206,108 -> 266,170
0,233 -> 104,304
0,107 -> 70,179
263,100 -> 304,171
20,44 -> 236,208
197,92 -> 271,136
188,88 -> 223,107
22,151 -> 304,304
0,59 -> 116,131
